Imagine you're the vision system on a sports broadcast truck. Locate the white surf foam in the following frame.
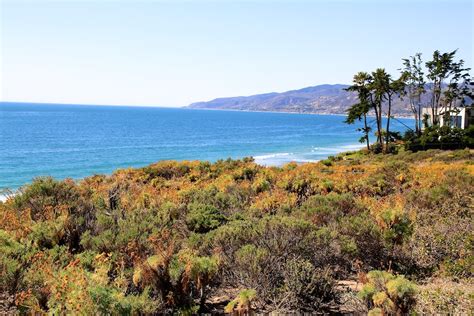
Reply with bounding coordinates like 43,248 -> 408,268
253,143 -> 364,166
253,152 -> 291,160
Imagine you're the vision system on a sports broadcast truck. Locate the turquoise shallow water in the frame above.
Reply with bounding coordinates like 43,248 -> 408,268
0,102 -> 413,190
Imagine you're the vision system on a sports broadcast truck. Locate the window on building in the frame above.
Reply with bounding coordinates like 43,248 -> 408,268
450,116 -> 462,128
468,110 -> 474,127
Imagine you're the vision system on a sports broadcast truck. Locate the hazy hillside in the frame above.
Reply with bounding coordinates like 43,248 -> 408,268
188,84 -> 416,117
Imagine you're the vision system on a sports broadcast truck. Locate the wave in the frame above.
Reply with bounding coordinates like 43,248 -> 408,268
0,191 -> 16,203
253,152 -> 292,160
253,143 -> 364,166
340,144 -> 365,150
312,144 -> 363,151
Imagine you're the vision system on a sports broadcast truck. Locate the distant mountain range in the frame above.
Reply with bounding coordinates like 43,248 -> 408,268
187,84 -> 415,117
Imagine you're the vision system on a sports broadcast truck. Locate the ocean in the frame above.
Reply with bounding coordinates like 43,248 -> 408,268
0,102 -> 413,190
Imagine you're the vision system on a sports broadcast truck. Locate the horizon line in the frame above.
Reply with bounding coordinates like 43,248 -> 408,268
0,100 -> 184,109
1,83 -> 352,108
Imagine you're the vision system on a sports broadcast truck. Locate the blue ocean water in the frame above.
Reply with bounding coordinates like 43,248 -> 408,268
0,103 -> 413,190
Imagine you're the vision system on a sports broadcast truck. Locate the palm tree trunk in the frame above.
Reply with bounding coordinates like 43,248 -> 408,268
373,103 -> 382,145
385,95 -> 392,152
364,114 -> 370,150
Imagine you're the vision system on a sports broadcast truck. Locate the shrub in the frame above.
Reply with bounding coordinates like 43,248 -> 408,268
352,173 -> 391,196
378,208 -> 413,247
298,192 -> 359,225
143,161 -> 191,180
225,289 -> 257,314
0,230 -> 24,292
337,212 -> 386,270
251,176 -> 271,194
185,203 -> 226,233
282,259 -> 337,311
13,177 -> 95,252
404,126 -> 473,151
249,189 -> 297,215
179,251 -> 220,310
133,249 -> 220,311
320,159 -> 333,167
359,270 -> 417,314
89,285 -> 159,315
234,244 -> 269,284
13,177 -> 80,218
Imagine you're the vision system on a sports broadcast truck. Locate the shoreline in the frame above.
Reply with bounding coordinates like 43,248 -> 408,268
2,101 -> 414,119
185,106 -> 414,119
0,144 -> 365,200
0,190 -> 16,203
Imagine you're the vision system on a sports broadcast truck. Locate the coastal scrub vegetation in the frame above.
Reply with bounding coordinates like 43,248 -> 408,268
1,149 -> 473,313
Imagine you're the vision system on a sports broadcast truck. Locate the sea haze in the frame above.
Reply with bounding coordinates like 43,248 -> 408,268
0,102 -> 413,190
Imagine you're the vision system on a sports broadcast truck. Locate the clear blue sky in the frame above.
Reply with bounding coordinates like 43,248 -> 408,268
1,0 -> 472,107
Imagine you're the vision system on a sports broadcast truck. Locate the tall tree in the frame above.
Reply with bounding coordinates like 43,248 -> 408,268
426,50 -> 473,127
370,68 -> 390,150
425,50 -> 457,125
345,72 -> 372,150
386,74 -> 407,149
442,59 -> 473,124
369,69 -> 406,152
401,53 -> 425,134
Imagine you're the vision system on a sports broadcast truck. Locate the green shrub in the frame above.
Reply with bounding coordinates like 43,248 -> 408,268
320,159 -> 333,167
235,244 -> 269,281
298,192 -> 359,225
0,230 -> 24,292
14,177 -> 75,208
359,270 -> 417,314
337,212 -> 386,268
378,208 -> 413,247
404,126 -> 473,151
185,202 -> 226,233
225,289 -> 257,314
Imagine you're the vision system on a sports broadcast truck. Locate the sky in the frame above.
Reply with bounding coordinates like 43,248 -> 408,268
1,0 -> 473,107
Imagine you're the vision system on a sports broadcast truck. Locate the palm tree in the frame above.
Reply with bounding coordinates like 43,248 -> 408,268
371,68 -> 390,148
345,72 -> 373,150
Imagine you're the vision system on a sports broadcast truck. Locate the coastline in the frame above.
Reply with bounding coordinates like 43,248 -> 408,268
0,143 -> 365,198
184,106 -> 414,119
0,190 -> 16,203
2,101 -> 414,119
2,103 -> 408,193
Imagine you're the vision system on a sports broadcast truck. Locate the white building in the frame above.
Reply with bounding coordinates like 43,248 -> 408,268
421,106 -> 474,129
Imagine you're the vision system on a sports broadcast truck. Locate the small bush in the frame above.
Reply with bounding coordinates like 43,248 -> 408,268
282,259 -> 337,311
225,289 -> 257,314
359,270 -> 417,314
320,159 -> 333,167
0,230 -> 24,292
185,203 -> 226,233
298,192 -> 359,225
378,208 -> 413,247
